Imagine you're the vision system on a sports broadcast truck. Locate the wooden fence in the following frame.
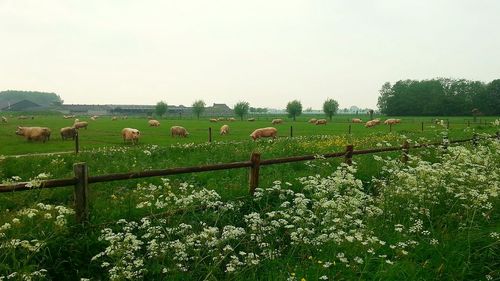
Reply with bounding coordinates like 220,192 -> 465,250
1,133 -> 498,224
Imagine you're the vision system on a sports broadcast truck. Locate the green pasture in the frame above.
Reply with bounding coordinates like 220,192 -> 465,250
0,114 -> 498,155
0,113 -> 498,280
0,134 -> 498,280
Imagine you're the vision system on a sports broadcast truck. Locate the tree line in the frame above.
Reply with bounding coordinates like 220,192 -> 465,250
155,99 -> 340,121
0,90 -> 64,106
377,78 -> 500,116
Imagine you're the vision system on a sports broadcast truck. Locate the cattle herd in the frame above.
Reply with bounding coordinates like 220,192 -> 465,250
3,115 -> 403,145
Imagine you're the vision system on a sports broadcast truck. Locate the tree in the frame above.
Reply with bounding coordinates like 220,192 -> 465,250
191,100 -> 206,119
483,79 -> 500,115
323,98 -> 339,120
286,100 -> 302,121
377,82 -> 392,114
234,101 -> 250,120
0,90 -> 63,106
376,78 -> 492,116
155,101 -> 168,117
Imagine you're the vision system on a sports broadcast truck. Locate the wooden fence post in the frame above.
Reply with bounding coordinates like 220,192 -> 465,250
446,119 -> 450,129
74,163 -> 89,224
75,131 -> 79,154
208,127 -> 212,143
290,126 -> 293,138
402,140 -> 410,163
344,144 -> 354,165
467,120 -> 470,127
389,123 -> 392,132
248,152 -> 261,195
421,121 -> 424,132
348,124 -> 352,134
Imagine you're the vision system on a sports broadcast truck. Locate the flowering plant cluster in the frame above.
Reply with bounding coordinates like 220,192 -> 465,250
0,203 -> 75,280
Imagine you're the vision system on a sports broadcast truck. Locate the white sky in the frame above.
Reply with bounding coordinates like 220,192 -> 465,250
1,0 -> 499,109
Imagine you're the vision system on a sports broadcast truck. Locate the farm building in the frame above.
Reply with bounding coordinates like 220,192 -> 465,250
0,99 -> 42,111
205,103 -> 233,116
53,103 -> 233,116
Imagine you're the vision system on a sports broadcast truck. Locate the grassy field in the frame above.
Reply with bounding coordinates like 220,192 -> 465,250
0,113 -> 498,155
0,113 -> 499,280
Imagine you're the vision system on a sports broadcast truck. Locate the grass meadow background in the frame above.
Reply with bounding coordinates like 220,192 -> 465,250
0,113 -> 498,155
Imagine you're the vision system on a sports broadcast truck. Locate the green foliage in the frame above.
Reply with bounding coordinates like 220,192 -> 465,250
191,100 -> 206,119
286,100 -> 302,121
0,90 -> 63,107
155,101 -> 167,117
233,101 -> 249,120
482,79 -> 500,115
377,78 -> 500,116
322,98 -> 339,120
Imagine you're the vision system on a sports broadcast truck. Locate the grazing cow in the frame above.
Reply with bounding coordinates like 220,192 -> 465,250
171,126 -> 189,137
18,115 -> 28,120
209,118 -> 218,123
121,128 -> 140,145
247,118 -> 256,122
271,119 -> 283,124
220,124 -> 229,135
352,118 -> 362,123
228,117 -> 236,122
112,116 -> 118,121
308,118 -> 317,124
16,126 -> 51,142
250,127 -> 277,141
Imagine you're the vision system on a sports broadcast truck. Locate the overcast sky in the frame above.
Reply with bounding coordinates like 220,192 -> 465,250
1,0 -> 499,109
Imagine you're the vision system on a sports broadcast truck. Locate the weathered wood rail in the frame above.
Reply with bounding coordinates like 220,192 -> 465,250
0,133 -> 498,224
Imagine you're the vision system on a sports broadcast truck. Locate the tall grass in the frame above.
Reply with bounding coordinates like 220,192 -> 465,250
0,132 -> 498,280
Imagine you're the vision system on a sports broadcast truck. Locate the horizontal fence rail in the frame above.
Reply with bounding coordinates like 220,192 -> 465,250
88,161 -> 253,184
0,133 -> 498,224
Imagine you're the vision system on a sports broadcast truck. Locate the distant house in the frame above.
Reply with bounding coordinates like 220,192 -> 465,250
205,103 -> 233,116
0,99 -> 41,111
